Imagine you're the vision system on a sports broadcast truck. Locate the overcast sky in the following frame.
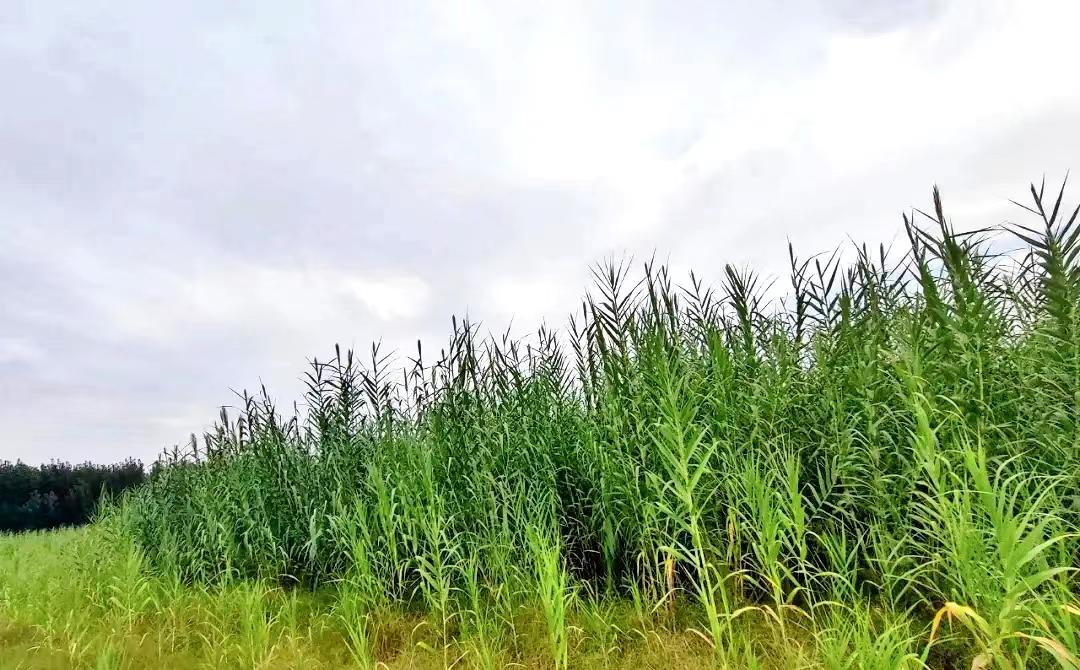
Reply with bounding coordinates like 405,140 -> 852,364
2,0 -> 1078,464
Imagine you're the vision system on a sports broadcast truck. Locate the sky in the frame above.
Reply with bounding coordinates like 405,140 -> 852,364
2,0 -> 1079,464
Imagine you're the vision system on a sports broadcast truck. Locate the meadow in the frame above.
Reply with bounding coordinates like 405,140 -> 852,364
2,181 -> 1080,669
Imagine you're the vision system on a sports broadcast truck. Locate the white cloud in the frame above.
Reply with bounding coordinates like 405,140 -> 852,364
89,265 -> 431,346
486,274 -> 576,326
347,275 -> 431,321
0,337 -> 43,364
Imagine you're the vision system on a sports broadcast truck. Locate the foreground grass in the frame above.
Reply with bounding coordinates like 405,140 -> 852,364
0,527 -> 829,668
2,526 -> 1063,668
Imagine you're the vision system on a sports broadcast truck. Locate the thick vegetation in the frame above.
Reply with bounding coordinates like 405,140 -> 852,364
5,181 -> 1080,669
0,459 -> 144,532
107,180 -> 1080,668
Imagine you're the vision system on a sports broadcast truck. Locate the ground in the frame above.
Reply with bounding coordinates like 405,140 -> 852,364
0,527 -> 761,669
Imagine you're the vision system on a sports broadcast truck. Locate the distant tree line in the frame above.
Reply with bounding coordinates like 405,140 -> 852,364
0,460 -> 145,532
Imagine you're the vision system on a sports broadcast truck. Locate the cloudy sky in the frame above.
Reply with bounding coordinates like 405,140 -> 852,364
2,0 -> 1078,464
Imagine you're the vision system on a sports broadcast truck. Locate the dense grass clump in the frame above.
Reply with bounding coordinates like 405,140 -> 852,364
112,181 -> 1080,668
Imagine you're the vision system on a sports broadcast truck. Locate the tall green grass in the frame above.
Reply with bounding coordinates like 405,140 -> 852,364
111,180 -> 1080,668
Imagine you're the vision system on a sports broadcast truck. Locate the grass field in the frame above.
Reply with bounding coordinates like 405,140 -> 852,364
0,526 -> 973,669
3,182 -> 1080,669
0,527 -> 734,668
